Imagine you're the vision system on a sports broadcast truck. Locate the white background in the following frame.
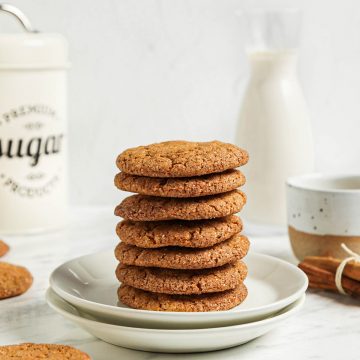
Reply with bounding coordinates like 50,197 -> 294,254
2,0 -> 360,205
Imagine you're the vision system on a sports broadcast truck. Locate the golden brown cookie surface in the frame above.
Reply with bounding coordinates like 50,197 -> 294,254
116,216 -> 242,248
118,283 -> 248,312
0,240 -> 9,257
0,343 -> 90,359
116,261 -> 247,295
115,190 -> 246,221
115,234 -> 249,269
0,262 -> 33,299
116,140 -> 249,178
114,169 -> 245,198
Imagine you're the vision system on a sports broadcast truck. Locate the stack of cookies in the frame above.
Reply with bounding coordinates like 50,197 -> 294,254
114,140 -> 249,312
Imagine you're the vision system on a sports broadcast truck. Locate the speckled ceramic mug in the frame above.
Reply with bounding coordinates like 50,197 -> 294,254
286,174 -> 360,261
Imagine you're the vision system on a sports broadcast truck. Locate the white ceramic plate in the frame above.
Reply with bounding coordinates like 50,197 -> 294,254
49,250 -> 307,329
46,288 -> 305,353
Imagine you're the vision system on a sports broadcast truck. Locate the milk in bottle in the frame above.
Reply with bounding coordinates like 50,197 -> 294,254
236,10 -> 314,225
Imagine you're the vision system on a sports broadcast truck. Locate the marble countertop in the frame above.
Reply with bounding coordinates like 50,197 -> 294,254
0,207 -> 358,360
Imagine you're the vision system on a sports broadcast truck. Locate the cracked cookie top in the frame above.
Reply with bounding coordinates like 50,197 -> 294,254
116,260 -> 247,295
0,262 -> 33,299
114,190 -> 246,221
116,215 -> 242,248
116,140 -> 249,178
118,283 -> 248,312
114,169 -> 245,198
0,343 -> 90,359
115,233 -> 250,269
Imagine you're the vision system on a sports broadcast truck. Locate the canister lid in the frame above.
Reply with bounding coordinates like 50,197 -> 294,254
0,33 -> 69,69
0,4 -> 69,69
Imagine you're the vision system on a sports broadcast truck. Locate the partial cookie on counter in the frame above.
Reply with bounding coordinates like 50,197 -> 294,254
0,240 -> 9,257
0,343 -> 90,359
116,215 -> 243,248
114,169 -> 246,198
116,140 -> 249,178
0,262 -> 33,299
118,283 -> 248,312
115,190 -> 246,221
116,261 -> 247,295
115,234 -> 250,269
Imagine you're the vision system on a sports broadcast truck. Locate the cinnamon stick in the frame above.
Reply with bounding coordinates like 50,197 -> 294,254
298,262 -> 360,298
303,256 -> 360,282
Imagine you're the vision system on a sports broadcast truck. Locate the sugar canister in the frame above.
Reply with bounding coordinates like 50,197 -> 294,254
0,4 -> 69,234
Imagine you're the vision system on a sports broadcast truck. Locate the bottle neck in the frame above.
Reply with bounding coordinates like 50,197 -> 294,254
248,50 -> 298,79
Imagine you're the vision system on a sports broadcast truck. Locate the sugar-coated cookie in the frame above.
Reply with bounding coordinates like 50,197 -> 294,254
114,169 -> 245,198
118,283 -> 248,312
116,216 -> 242,248
0,262 -> 33,299
0,343 -> 90,359
115,234 -> 249,269
116,261 -> 247,295
115,190 -> 246,221
116,140 -> 249,178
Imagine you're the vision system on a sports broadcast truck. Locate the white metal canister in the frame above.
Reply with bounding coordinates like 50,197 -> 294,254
0,5 -> 69,234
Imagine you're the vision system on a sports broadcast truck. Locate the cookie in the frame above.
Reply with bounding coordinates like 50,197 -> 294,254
0,240 -> 9,257
114,169 -> 245,198
0,343 -> 90,359
116,261 -> 247,295
116,140 -> 249,178
118,283 -> 248,312
115,234 -> 249,269
0,262 -> 33,299
116,216 -> 242,248
115,190 -> 246,221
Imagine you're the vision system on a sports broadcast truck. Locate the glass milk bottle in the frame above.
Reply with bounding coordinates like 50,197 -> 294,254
0,5 -> 69,234
236,9 -> 314,226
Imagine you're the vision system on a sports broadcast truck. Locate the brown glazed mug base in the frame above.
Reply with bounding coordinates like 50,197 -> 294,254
288,226 -> 360,261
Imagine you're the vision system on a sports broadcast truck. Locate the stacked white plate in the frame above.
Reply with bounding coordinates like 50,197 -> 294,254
47,250 -> 308,353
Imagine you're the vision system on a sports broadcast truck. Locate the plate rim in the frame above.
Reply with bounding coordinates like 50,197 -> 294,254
46,287 -> 306,334
49,250 -> 308,317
